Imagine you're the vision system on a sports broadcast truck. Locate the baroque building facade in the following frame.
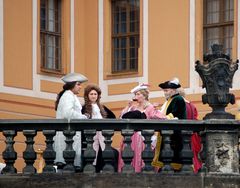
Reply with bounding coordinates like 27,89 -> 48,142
0,0 -> 240,171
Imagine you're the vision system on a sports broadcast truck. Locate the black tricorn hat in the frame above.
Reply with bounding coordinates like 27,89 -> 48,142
122,110 -> 147,119
158,78 -> 181,89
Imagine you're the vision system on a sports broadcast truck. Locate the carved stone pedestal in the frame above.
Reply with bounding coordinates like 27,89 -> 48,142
205,131 -> 239,174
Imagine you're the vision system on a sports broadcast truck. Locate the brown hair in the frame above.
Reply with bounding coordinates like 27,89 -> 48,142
83,84 -> 107,118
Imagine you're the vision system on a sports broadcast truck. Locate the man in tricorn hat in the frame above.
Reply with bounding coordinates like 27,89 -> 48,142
54,72 -> 88,172
158,77 -> 186,171
158,77 -> 186,119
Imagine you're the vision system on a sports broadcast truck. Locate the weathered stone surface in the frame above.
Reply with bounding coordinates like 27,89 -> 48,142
0,174 -> 200,188
204,174 -> 240,188
206,132 -> 239,174
0,173 -> 239,188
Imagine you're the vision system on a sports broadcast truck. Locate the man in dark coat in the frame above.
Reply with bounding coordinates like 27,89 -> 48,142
158,78 -> 186,171
159,77 -> 186,119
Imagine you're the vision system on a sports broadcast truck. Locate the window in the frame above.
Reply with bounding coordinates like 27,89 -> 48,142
40,0 -> 61,73
111,0 -> 140,73
203,0 -> 234,57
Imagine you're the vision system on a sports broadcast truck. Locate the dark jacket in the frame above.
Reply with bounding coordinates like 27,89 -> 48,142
166,94 -> 186,119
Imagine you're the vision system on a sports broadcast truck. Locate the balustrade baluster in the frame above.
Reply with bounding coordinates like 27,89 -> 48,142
2,130 -> 17,174
82,130 -> 96,172
121,130 -> 134,173
101,130 -> 115,172
42,130 -> 56,173
142,130 -> 154,173
62,130 -> 75,173
160,130 -> 174,173
23,130 -> 37,174
180,130 -> 193,173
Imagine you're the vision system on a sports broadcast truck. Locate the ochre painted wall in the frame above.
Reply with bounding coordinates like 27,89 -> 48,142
4,0 -> 33,89
148,0 -> 190,91
74,0 -> 99,84
0,93 -> 55,119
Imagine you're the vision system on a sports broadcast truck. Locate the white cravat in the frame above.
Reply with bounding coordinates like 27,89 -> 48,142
91,103 -> 103,119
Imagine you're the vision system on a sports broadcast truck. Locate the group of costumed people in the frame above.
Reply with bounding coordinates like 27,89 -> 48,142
53,72 -> 202,174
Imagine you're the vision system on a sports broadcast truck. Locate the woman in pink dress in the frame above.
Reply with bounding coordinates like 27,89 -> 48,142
120,84 -> 166,172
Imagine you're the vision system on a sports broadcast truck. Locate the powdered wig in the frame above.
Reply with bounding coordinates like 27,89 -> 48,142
83,84 -> 107,118
177,87 -> 185,98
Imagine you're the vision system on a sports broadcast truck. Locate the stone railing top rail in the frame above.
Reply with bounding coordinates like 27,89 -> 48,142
0,119 -> 239,132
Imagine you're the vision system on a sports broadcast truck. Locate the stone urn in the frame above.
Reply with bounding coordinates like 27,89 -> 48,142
195,44 -> 238,119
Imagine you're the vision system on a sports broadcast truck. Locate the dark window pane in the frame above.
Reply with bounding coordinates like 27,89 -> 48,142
40,8 -> 46,30
136,22 -> 139,31
113,59 -> 118,71
130,48 -> 135,58
114,38 -> 119,48
120,60 -> 126,70
130,0 -> 135,6
121,38 -> 127,48
121,11 -> 127,22
121,22 -> 127,33
114,12 -> 119,23
114,23 -> 119,34
121,49 -> 127,58
130,11 -> 135,20
130,58 -> 137,69
130,37 -> 135,47
130,22 -> 135,32
114,49 -> 119,59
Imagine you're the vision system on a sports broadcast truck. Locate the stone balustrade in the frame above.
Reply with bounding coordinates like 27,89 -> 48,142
0,119 -> 239,175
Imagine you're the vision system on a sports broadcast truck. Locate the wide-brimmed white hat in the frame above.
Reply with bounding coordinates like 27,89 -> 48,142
61,73 -> 88,83
131,83 -> 150,93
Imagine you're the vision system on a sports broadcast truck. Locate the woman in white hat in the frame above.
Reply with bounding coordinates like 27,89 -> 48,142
120,84 -> 166,119
54,72 -> 88,172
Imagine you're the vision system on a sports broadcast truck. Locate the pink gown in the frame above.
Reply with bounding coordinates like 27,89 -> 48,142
131,132 -> 146,173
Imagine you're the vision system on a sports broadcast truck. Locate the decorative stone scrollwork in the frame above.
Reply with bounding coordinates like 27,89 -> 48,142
195,44 -> 238,119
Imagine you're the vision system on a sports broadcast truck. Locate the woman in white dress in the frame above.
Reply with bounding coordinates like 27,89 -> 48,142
54,73 -> 88,171
82,84 -> 115,172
